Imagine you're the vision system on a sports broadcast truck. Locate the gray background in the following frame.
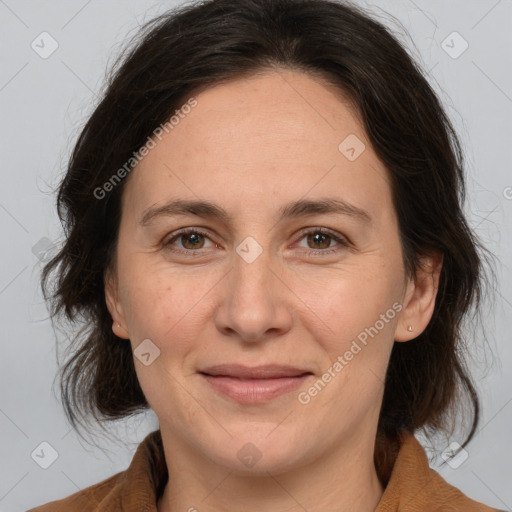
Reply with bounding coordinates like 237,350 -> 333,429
0,0 -> 511,510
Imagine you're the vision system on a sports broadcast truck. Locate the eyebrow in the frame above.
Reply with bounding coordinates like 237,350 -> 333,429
139,197 -> 372,227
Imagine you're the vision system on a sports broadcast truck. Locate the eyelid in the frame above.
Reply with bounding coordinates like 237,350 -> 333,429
162,227 -> 217,249
293,226 -> 350,245
162,226 -> 351,254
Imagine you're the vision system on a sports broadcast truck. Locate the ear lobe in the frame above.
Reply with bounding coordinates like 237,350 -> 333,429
395,252 -> 443,342
104,268 -> 129,339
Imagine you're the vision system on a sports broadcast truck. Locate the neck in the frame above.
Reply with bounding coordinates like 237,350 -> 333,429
157,426 -> 384,512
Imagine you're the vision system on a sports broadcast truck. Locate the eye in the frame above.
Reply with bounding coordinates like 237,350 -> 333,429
294,228 -> 350,256
163,228 -> 217,254
162,227 -> 350,256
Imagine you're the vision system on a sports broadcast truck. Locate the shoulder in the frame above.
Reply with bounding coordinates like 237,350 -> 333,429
423,466 -> 505,511
377,432 -> 505,511
26,472 -> 126,511
27,430 -> 166,512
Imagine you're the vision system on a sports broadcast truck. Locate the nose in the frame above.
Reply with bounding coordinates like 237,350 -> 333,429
213,245 -> 293,344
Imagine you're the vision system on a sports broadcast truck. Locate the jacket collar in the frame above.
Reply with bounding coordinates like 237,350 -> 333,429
83,429 -> 499,511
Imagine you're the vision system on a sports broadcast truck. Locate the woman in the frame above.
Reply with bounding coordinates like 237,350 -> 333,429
30,0 -> 503,510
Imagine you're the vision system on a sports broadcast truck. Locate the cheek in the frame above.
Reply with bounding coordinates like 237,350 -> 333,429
116,262 -> 171,346
293,261 -> 401,340
120,264 -> 215,357
292,264 -> 402,403
120,271 -> 203,411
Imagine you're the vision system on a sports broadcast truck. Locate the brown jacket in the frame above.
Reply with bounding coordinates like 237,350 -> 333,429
28,430 -> 503,511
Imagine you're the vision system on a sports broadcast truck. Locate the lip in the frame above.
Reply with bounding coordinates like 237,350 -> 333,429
199,364 -> 313,404
199,364 -> 312,379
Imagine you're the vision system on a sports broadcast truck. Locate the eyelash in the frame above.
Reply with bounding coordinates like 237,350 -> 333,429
162,227 -> 350,257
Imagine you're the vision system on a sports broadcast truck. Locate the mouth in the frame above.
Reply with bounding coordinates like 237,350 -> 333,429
198,364 -> 314,404
199,364 -> 313,379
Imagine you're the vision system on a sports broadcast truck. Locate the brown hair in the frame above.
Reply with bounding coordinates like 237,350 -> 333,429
42,0 -> 493,483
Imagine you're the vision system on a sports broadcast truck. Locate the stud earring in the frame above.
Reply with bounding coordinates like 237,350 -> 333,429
407,325 -> 413,332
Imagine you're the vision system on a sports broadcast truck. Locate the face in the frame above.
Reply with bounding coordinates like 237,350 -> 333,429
106,69 -> 431,475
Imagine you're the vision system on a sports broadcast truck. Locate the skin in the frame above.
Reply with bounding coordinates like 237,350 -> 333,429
105,68 -> 442,512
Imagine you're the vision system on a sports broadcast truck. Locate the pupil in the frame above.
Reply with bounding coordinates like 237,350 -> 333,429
184,233 -> 203,248
310,233 -> 329,249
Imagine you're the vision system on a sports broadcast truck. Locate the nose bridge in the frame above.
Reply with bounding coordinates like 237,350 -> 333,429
215,234 -> 291,341
231,235 -> 275,308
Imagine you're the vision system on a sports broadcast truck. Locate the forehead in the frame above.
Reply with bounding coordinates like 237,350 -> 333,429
123,69 -> 393,223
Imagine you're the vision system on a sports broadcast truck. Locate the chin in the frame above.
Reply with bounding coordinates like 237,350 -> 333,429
202,426 -> 313,475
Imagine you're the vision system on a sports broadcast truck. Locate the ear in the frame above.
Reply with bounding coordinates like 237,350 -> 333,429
104,267 -> 130,339
394,252 -> 443,342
